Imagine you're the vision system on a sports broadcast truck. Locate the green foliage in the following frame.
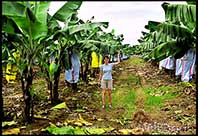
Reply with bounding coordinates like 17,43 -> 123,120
136,2 -> 196,61
145,95 -> 163,106
52,1 -> 82,22
43,125 -> 113,135
69,22 -> 109,34
144,86 -> 177,110
45,126 -> 74,135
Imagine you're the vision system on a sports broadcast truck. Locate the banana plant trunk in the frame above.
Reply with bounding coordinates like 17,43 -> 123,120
21,67 -> 34,123
51,65 -> 61,104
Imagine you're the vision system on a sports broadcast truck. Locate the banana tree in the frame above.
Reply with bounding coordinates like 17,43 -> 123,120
67,20 -> 109,85
2,1 -> 51,122
147,2 -> 196,61
37,3 -> 109,99
36,1 -> 83,104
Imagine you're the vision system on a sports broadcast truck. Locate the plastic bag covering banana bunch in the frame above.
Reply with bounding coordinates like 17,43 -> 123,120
65,52 -> 80,83
6,51 -> 20,83
91,52 -> 102,68
176,48 -> 196,82
159,56 -> 175,70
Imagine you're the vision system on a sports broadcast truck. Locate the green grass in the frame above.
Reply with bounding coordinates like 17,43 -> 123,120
112,87 -> 136,118
143,85 -> 177,111
145,95 -> 163,106
127,75 -> 141,85
127,57 -> 145,66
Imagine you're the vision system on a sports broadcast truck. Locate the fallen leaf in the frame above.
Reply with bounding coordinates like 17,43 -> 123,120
131,127 -> 144,135
119,129 -> 133,134
78,114 -> 93,126
73,127 -> 86,135
74,121 -> 83,126
2,121 -> 17,128
45,126 -> 74,135
174,110 -> 182,114
103,127 -> 115,132
85,128 -> 106,135
74,109 -> 85,113
51,102 -> 67,110
2,128 -> 20,135
97,118 -> 104,121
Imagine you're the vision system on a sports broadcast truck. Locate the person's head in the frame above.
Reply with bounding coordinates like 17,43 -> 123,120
103,55 -> 109,64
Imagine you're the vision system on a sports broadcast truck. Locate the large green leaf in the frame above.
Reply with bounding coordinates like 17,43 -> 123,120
157,22 -> 194,40
3,2 -> 50,40
162,3 -> 196,26
2,2 -> 26,17
52,1 -> 82,22
45,126 -> 74,135
145,21 -> 161,32
69,22 -> 109,35
34,2 -> 50,25
147,41 -> 182,61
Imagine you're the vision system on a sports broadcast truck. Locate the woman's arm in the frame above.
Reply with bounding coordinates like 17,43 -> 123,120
113,50 -> 121,65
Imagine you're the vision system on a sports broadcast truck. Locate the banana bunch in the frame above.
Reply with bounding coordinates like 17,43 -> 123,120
5,51 -> 20,83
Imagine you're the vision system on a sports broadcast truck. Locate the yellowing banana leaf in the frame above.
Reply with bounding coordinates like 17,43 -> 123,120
78,114 -> 93,126
50,102 -> 67,110
97,118 -> 104,121
119,129 -> 133,135
2,121 -> 17,127
65,114 -> 93,126
49,122 -> 57,128
2,128 -> 20,135
131,127 -> 144,135
74,121 -> 83,126
85,128 -> 106,135
103,127 -> 115,133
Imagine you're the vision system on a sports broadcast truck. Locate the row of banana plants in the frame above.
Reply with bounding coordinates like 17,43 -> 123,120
131,1 -> 196,61
2,1 -> 126,123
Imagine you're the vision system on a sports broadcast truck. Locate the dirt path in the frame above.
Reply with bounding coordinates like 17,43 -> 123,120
2,56 -> 196,135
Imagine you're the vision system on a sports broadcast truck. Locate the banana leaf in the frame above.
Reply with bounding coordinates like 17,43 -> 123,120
147,40 -> 188,61
52,1 -> 82,22
3,2 -> 50,40
157,22 -> 194,40
162,3 -> 196,26
145,21 -> 161,32
2,16 -> 22,35
69,22 -> 109,34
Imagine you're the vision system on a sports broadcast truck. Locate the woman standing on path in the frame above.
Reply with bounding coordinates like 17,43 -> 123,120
99,51 -> 121,109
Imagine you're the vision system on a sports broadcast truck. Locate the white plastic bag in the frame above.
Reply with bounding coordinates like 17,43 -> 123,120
65,52 -> 80,83
181,48 -> 196,82
175,58 -> 182,76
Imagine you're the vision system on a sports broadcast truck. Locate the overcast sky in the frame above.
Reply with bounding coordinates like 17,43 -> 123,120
49,1 -> 186,45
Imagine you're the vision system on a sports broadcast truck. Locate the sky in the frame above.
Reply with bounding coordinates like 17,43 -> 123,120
48,1 -> 187,46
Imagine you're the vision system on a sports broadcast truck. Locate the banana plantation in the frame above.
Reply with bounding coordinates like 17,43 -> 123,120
2,1 -> 196,135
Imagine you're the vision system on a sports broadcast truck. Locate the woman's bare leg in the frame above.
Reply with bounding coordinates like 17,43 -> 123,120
102,89 -> 106,106
108,89 -> 112,105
